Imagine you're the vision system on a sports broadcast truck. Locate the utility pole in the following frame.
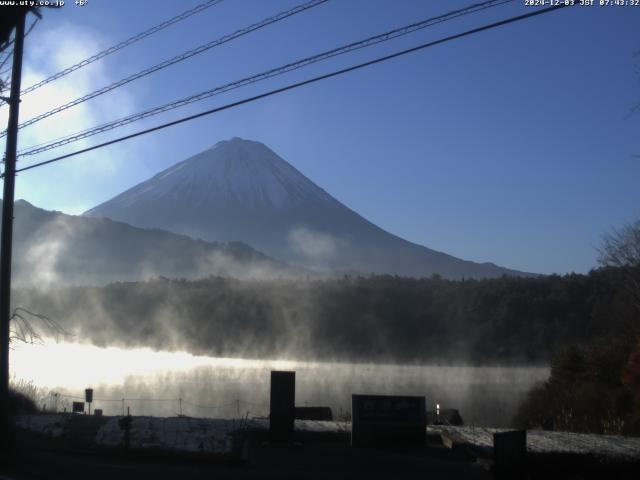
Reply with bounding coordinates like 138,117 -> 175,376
0,11 -> 26,449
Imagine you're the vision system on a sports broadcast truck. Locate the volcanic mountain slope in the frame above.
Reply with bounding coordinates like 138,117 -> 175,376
85,137 -> 531,279
5,199 -> 299,285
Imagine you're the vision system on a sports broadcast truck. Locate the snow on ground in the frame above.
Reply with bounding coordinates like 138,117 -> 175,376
240,418 -> 350,434
14,414 -> 70,438
431,426 -> 640,461
15,415 -> 639,460
294,420 -> 351,433
96,416 -> 239,454
15,414 -> 350,456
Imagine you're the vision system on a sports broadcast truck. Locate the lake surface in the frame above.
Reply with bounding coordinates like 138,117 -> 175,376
11,340 -> 548,427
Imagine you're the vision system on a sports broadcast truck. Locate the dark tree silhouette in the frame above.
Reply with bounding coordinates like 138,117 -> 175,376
9,307 -> 67,346
623,339 -> 640,434
516,219 -> 640,435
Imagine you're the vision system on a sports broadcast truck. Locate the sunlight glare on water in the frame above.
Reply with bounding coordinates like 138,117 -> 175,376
10,339 -> 549,426
10,339 -> 298,390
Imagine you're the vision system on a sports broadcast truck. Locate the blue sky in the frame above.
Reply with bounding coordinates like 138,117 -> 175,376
1,0 -> 638,275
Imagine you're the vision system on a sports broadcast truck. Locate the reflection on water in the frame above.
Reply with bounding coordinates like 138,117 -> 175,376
11,340 -> 548,427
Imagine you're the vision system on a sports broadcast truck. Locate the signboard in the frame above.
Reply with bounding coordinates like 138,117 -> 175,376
270,371 -> 295,442
72,401 -> 85,413
351,394 -> 426,447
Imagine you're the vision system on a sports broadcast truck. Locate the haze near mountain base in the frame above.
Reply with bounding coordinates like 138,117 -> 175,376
85,137 -> 531,279
4,199 -> 299,286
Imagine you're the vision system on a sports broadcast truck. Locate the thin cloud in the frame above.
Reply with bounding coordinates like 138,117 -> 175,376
0,22 -> 141,212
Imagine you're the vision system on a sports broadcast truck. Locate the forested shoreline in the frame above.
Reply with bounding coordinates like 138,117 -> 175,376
15,266 -> 637,365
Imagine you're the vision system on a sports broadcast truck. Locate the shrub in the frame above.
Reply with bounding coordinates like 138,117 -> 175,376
515,337 -> 637,435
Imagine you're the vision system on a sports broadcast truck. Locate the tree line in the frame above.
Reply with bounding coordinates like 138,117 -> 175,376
15,265 -> 637,366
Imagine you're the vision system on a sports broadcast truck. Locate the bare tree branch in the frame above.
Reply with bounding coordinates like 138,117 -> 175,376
9,307 -> 70,347
598,219 -> 640,313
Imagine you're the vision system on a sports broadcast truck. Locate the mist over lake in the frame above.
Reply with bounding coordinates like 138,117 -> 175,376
11,340 -> 548,427
7,139 -> 623,432
10,254 -> 630,431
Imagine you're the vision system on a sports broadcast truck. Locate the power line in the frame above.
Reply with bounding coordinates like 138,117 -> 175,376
18,0 -> 512,156
51,394 -> 255,413
0,51 -> 13,76
0,39 -> 14,54
182,399 -> 236,410
13,0 -> 225,99
0,18 -> 38,80
24,17 -> 39,38
1,0 -> 328,137
11,3 -> 573,176
16,0 -> 514,157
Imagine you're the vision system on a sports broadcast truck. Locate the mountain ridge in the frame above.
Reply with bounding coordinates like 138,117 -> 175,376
4,198 -> 302,286
85,137 -> 534,279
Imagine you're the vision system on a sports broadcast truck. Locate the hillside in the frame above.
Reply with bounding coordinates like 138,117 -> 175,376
85,137 -> 532,279
4,199 -> 300,285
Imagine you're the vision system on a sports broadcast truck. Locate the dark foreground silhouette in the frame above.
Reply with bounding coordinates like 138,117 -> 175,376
3,417 -> 639,480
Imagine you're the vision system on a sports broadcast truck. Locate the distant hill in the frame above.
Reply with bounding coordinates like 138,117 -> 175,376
4,199 -> 300,286
85,137 -> 533,279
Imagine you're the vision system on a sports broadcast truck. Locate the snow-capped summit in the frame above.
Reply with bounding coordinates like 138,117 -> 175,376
97,137 -> 333,211
85,138 -> 529,278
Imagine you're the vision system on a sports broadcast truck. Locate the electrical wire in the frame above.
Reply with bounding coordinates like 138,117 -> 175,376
182,400 -> 236,410
0,50 -> 13,76
11,2 -> 573,176
0,18 -> 38,83
2,0 -> 328,136
15,0 -> 513,157
16,0 -> 225,98
24,17 -> 39,38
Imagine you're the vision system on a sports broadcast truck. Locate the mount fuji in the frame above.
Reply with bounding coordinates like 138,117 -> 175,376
84,137 -> 529,279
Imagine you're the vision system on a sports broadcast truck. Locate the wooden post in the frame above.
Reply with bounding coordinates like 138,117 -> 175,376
269,371 -> 295,442
0,12 -> 26,450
